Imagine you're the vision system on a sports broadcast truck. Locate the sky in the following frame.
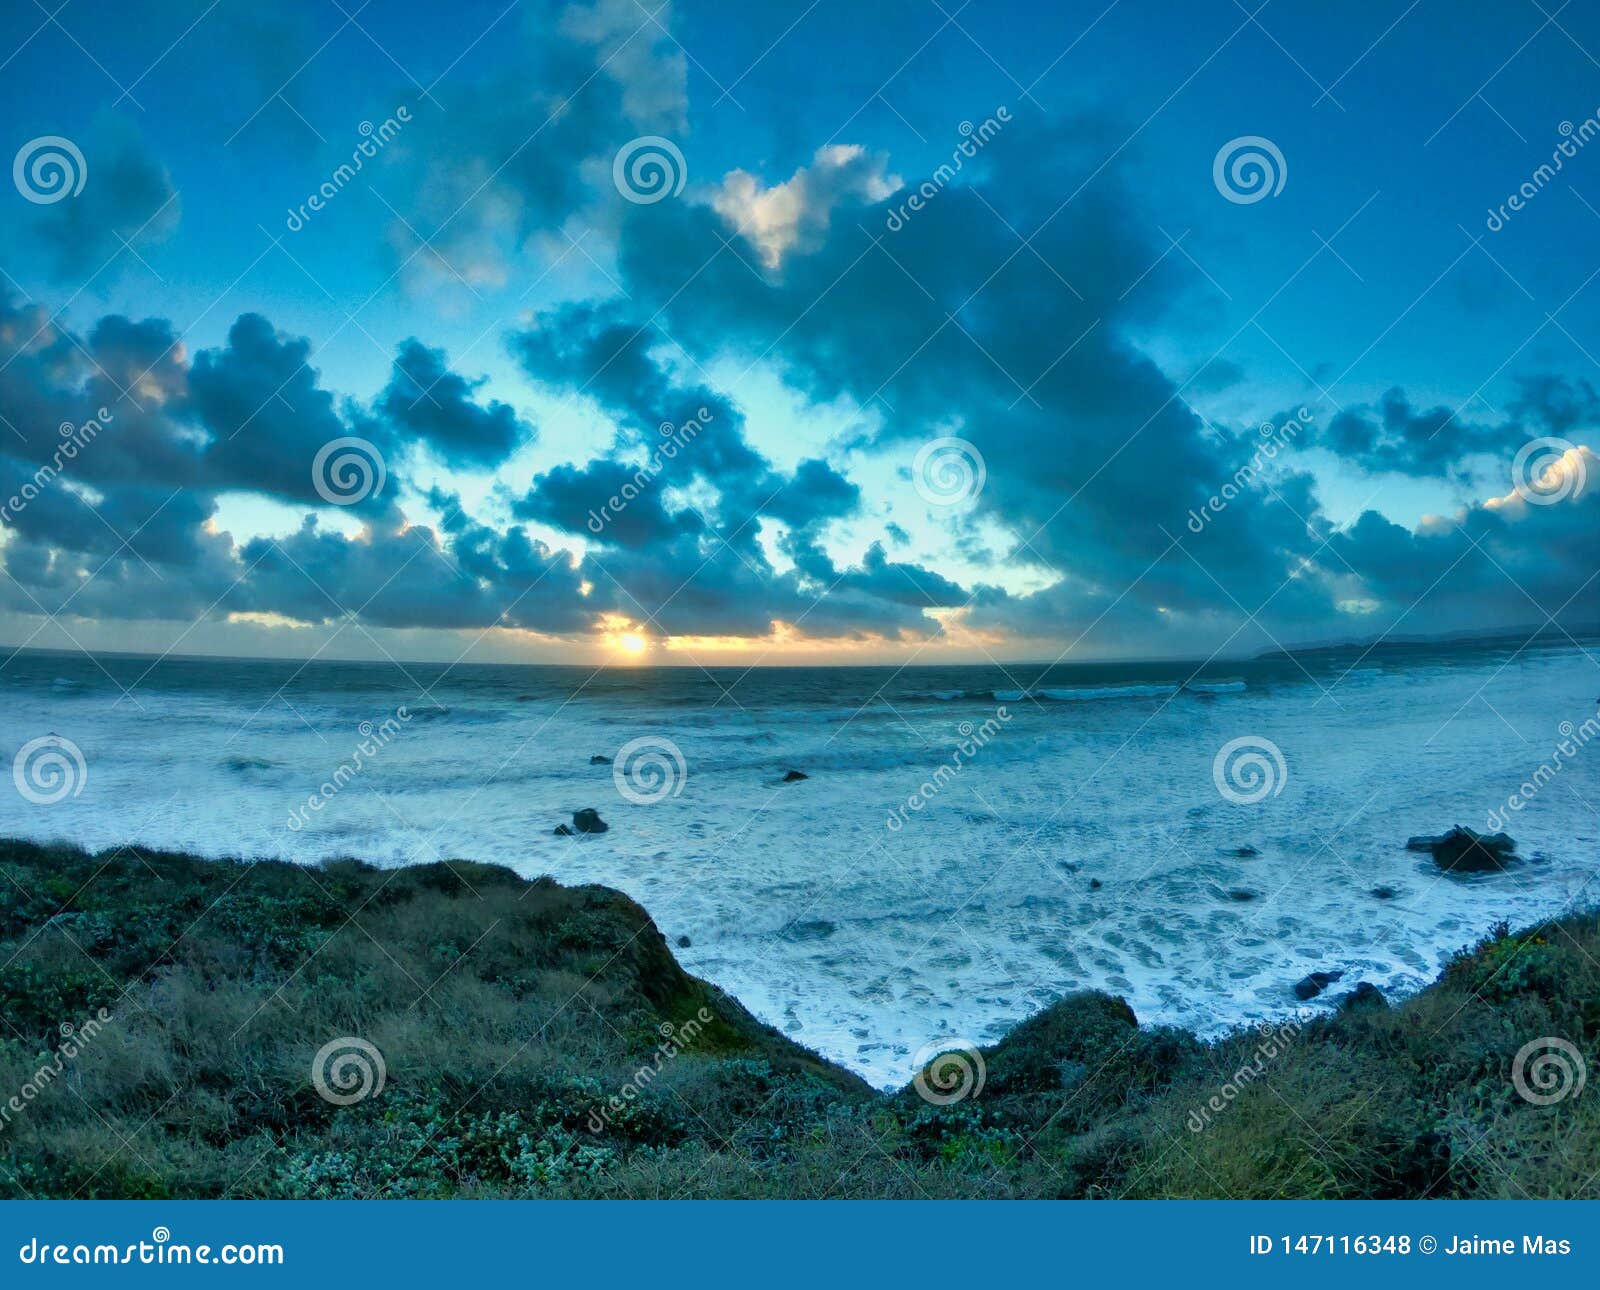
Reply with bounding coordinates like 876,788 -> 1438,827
0,0 -> 1595,667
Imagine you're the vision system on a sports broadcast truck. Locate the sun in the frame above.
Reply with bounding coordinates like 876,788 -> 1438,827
618,632 -> 648,657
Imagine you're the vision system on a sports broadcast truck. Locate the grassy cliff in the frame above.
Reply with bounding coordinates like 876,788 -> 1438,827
0,837 -> 1594,1198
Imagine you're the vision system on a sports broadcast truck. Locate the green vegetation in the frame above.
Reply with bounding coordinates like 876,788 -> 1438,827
0,837 -> 1595,1198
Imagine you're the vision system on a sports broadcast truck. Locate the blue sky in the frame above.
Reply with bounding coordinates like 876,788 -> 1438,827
0,0 -> 1595,664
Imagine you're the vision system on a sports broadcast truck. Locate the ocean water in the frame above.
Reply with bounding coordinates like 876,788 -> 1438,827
2,638 -> 1597,1088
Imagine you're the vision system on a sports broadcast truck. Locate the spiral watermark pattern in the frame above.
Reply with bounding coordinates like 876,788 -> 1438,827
13,136 -> 86,205
613,136 -> 687,204
912,436 -> 986,506
1212,135 -> 1286,204
1511,1036 -> 1587,1106
311,1036 -> 386,1105
911,1038 -> 986,1105
311,436 -> 387,506
1212,735 -> 1287,804
1510,436 -> 1585,505
613,735 -> 688,804
11,735 -> 88,805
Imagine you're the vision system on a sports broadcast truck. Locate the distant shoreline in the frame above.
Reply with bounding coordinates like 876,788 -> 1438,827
3,621 -> 1595,673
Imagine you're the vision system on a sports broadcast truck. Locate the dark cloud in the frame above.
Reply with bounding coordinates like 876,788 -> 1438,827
187,313 -> 389,508
1325,388 -> 1511,479
374,0 -> 686,291
23,123 -> 179,281
377,340 -> 530,468
1331,463 -> 1598,623
510,303 -> 955,639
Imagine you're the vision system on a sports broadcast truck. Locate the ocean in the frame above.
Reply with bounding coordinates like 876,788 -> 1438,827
2,637 -> 1596,1088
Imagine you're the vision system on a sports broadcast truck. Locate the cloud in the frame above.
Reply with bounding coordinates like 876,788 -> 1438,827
189,313 -> 388,507
1331,458 -> 1597,629
1325,388 -> 1502,479
377,340 -> 531,469
712,145 -> 899,268
374,0 -> 689,294
23,122 -> 179,281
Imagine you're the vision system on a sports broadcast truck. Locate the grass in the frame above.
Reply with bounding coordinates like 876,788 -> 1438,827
0,837 -> 1595,1199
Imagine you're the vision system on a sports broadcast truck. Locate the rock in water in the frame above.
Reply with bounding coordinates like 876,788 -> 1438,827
1293,970 -> 1344,1001
782,769 -> 808,782
553,824 -> 575,837
1405,826 -> 1515,872
1223,845 -> 1260,858
572,808 -> 609,834
676,935 -> 691,948
589,755 -> 611,765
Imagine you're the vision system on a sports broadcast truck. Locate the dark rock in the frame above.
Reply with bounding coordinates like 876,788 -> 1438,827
1371,885 -> 1397,900
1088,878 -> 1102,890
589,754 -> 611,765
1293,970 -> 1344,1001
1338,982 -> 1387,1012
782,769 -> 809,782
981,992 -> 1141,1096
676,934 -> 691,948
1224,888 -> 1257,902
1223,845 -> 1260,858
1406,826 -> 1515,872
553,824 -> 574,837
572,808 -> 609,834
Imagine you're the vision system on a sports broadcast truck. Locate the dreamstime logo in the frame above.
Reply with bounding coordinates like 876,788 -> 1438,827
11,736 -> 87,805
613,136 -> 687,204
0,406 -> 113,527
13,136 -> 86,204
1187,1016 -> 1303,1132
1186,407 -> 1312,533
1510,436 -> 1586,506
0,1006 -> 113,1133
312,436 -> 387,506
585,406 -> 713,534
613,736 -> 688,804
911,1039 -> 986,1105
1212,735 -> 1287,805
1212,135 -> 1286,204
1511,1036 -> 1587,1106
285,106 -> 411,232
587,1007 -> 714,1133
1487,708 -> 1599,832
311,1036 -> 386,1106
286,707 -> 411,832
887,706 -> 1011,831
1487,112 -> 1600,232
884,108 -> 1011,232
913,436 -> 985,506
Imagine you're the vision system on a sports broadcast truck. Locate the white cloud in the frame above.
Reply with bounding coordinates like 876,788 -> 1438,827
713,145 -> 899,269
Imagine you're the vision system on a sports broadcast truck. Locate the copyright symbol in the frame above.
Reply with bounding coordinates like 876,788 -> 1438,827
1420,1235 -> 1436,1254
